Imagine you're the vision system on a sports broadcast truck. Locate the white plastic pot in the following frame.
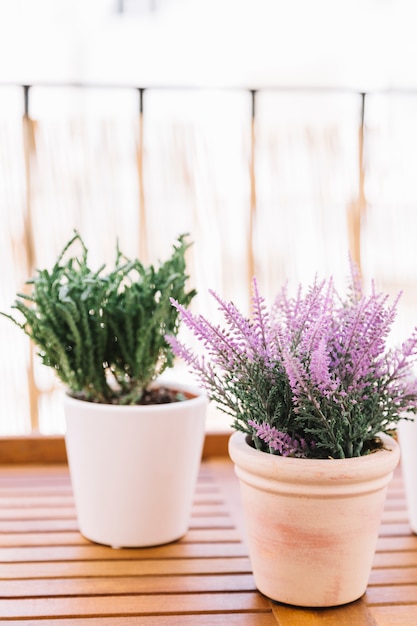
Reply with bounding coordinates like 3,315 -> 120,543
229,431 -> 400,607
64,382 -> 207,548
398,418 -> 417,534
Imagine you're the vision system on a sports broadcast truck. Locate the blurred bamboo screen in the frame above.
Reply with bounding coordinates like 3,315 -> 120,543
1,85 -> 417,435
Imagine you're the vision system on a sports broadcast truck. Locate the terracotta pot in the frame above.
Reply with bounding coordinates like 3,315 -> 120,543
398,418 -> 417,534
228,431 -> 400,607
64,382 -> 207,548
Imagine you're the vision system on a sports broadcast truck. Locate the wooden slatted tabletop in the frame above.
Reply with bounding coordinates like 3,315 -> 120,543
0,458 -> 416,625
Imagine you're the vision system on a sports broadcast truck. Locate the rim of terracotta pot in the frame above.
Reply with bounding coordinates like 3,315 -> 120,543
228,431 -> 400,497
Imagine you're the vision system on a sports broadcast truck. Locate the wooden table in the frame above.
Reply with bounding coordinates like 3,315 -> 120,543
0,458 -> 416,625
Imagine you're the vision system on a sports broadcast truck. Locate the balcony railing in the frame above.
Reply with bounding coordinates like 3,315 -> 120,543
1,83 -> 417,435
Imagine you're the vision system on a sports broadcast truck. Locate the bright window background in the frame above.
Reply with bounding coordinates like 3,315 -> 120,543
1,0 -> 417,435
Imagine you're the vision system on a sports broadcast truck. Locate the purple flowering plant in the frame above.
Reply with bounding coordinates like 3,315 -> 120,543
167,269 -> 417,459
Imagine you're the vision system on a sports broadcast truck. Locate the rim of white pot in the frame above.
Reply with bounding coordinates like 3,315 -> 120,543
63,380 -> 207,414
229,431 -> 400,496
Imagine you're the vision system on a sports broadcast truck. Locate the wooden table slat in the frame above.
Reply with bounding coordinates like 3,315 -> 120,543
2,615 -> 279,626
271,600 -> 379,626
370,606 -> 417,626
0,515 -> 236,533
0,527 -> 242,546
0,573 -> 258,598
368,566 -> 417,585
0,556 -> 253,579
0,541 -> 248,562
0,591 -> 271,619
0,504 -> 231,520
365,585 -> 417,605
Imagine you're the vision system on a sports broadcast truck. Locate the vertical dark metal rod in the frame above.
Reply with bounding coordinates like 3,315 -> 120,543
137,88 -> 147,261
251,89 -> 256,120
139,87 -> 144,115
23,85 -> 30,117
360,91 -> 366,127
248,89 -> 257,295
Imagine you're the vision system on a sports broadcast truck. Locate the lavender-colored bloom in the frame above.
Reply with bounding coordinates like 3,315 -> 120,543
168,270 -> 417,459
309,337 -> 339,399
248,419 -> 310,458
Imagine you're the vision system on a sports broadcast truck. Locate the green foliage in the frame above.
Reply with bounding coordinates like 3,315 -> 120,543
2,232 -> 196,404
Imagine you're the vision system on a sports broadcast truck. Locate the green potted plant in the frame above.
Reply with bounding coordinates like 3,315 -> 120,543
167,268 -> 417,607
2,231 -> 207,548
